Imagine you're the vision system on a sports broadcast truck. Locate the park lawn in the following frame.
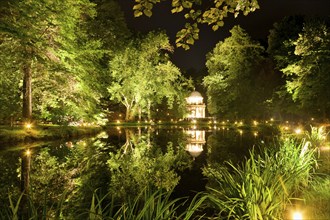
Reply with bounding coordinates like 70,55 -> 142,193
0,124 -> 102,145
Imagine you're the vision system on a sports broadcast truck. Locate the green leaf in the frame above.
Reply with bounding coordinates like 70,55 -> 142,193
133,4 -> 142,10
143,9 -> 153,17
134,10 -> 143,17
186,38 -> 194,45
212,25 -> 219,31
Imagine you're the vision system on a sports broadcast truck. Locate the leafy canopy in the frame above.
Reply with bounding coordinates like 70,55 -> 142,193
282,19 -> 330,117
132,0 -> 259,49
203,26 -> 265,119
108,32 -> 192,121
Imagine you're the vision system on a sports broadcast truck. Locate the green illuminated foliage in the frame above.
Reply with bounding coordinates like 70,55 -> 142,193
203,137 -> 318,219
0,0 -> 103,124
203,26 -> 276,119
132,0 -> 259,49
267,16 -> 305,70
281,19 -> 330,118
108,32 -> 192,121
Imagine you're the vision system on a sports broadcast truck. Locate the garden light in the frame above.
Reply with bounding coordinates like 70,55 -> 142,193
25,123 -> 32,129
292,211 -> 303,220
295,128 -> 302,134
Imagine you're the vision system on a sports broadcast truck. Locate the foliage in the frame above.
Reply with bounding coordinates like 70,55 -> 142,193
0,60 -> 21,124
132,0 -> 259,49
304,126 -> 328,149
281,19 -> 330,118
89,0 -> 131,51
89,187 -> 187,220
267,15 -> 305,70
0,0 -> 104,124
1,186 -> 205,220
108,32 -> 192,121
202,137 -> 318,219
300,176 -> 330,219
203,26 -> 276,119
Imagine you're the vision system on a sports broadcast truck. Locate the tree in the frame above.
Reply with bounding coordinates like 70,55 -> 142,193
282,19 -> 330,118
203,26 -> 273,119
267,16 -> 305,70
0,55 -> 21,125
132,0 -> 260,49
267,16 -> 306,119
108,32 -> 192,121
0,0 -> 96,123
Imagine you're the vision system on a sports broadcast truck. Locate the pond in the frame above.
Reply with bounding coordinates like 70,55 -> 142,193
0,125 -> 328,219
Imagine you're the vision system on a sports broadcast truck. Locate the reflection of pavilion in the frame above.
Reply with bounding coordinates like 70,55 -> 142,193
185,130 -> 206,158
186,91 -> 206,118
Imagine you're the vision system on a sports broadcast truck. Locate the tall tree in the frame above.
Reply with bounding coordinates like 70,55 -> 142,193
267,16 -> 306,119
132,0 -> 260,49
0,0 -> 95,123
267,16 -> 305,69
0,49 -> 21,125
282,19 -> 330,118
108,32 -> 192,121
203,26 -> 272,119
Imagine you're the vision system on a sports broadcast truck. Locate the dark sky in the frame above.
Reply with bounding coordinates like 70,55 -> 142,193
119,0 -> 330,72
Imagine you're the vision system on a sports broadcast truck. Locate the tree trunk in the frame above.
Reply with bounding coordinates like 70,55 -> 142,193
125,105 -> 131,121
22,63 -> 32,122
138,107 -> 142,121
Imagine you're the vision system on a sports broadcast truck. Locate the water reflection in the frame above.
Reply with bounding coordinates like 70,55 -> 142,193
185,130 -> 206,158
0,125 -> 279,218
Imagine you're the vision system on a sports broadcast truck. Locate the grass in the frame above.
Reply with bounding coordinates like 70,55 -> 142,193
0,124 -> 102,146
201,136 -> 319,219
300,176 -> 330,219
1,187 -> 205,220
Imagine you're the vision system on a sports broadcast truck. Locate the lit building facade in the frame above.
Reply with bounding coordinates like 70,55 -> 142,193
186,91 -> 206,118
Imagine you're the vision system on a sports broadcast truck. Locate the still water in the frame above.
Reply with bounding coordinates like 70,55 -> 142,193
0,125 -> 279,217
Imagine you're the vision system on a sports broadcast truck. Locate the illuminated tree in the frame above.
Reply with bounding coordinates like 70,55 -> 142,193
0,0 -> 96,123
108,32 -> 192,121
0,60 -> 21,125
132,0 -> 260,49
267,16 -> 305,70
203,26 -> 273,119
267,16 -> 306,119
282,19 -> 330,118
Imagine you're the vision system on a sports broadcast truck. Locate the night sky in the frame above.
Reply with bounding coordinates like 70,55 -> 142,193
119,0 -> 330,72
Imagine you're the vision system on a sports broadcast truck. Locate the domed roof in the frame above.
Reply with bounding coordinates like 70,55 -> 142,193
189,91 -> 202,98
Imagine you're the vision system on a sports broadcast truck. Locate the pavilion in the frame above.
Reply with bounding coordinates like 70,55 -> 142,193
186,91 -> 206,118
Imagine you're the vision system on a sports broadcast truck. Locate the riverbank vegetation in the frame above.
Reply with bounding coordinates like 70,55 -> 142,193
0,124 -> 101,146
0,126 -> 328,219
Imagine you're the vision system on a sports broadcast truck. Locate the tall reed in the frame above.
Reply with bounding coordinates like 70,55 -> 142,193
202,136 -> 318,219
87,187 -> 205,220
